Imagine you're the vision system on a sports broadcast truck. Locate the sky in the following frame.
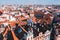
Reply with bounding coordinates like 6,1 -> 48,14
0,0 -> 60,5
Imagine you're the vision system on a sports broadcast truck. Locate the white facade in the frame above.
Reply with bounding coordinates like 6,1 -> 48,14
44,30 -> 51,40
26,31 -> 34,40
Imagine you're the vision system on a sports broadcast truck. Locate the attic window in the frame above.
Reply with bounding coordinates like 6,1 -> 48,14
18,28 -> 22,33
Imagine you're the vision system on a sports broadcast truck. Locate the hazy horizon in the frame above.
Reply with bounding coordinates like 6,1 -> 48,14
0,0 -> 60,5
